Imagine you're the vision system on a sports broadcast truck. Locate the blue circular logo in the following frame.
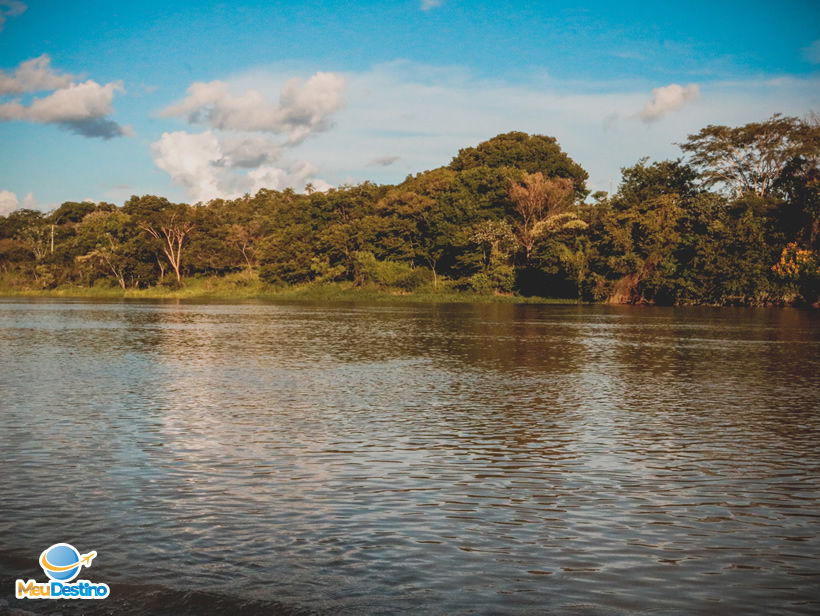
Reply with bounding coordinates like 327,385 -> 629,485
40,543 -> 81,581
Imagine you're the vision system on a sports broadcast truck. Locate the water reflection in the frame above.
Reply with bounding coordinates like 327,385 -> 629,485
0,299 -> 818,615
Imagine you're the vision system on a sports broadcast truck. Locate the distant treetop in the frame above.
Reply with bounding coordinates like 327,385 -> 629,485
449,131 -> 589,198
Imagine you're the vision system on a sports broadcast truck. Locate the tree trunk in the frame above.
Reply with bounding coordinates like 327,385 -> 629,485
157,257 -> 166,281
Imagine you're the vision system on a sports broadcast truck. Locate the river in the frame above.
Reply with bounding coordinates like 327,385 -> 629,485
1,299 -> 818,615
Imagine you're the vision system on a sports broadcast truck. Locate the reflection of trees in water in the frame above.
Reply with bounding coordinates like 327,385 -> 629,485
298,302 -> 593,375
4,300 -> 819,607
586,306 -> 820,465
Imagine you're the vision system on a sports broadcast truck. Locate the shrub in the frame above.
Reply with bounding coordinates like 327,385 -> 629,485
352,251 -> 430,290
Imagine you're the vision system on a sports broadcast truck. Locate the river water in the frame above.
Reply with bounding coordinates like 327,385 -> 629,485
0,299 -> 818,615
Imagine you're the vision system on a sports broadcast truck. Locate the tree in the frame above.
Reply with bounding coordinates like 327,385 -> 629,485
680,114 -> 819,198
15,215 -> 50,262
602,159 -> 696,304
226,221 -> 262,269
0,120 -> 811,306
508,172 -> 575,262
75,210 -> 135,288
463,219 -> 517,293
450,131 -> 589,198
47,201 -> 111,254
137,204 -> 194,284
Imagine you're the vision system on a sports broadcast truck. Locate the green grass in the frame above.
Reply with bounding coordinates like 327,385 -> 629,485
0,271 -> 584,304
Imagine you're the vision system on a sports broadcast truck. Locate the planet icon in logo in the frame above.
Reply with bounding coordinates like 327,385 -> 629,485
39,543 -> 97,582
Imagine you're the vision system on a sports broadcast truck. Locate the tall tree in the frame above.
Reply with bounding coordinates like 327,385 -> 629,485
137,204 -> 194,284
508,172 -> 575,262
680,114 -> 818,198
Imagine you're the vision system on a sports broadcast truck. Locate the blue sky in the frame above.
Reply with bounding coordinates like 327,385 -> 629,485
1,0 -> 818,211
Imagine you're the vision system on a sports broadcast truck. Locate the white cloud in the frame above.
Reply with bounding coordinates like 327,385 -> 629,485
0,0 -> 25,31
803,40 -> 820,64
25,80 -> 123,122
151,130 -> 328,202
307,179 -> 333,193
0,189 -> 18,215
151,131 -> 225,202
160,72 -> 345,144
221,135 -> 281,168
280,62 -> 819,195
639,83 -> 700,122
420,0 -> 443,10
247,160 -> 321,194
0,56 -> 130,138
0,54 -> 73,94
152,71 -> 345,199
152,61 -> 820,201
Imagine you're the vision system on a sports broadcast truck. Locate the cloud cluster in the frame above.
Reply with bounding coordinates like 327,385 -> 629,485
0,189 -> 18,215
153,71 -> 346,201
0,54 -> 72,94
0,55 -> 130,138
0,0 -> 25,31
160,72 -> 345,144
152,131 -> 326,202
640,83 -> 700,122
277,61 -> 819,196
0,189 -> 35,215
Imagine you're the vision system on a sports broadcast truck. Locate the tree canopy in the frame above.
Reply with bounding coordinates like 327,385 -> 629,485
1,116 -> 817,306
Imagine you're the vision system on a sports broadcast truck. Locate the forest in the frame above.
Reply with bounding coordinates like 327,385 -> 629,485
1,114 -> 818,306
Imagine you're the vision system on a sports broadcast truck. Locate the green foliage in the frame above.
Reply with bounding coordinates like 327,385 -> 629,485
50,201 -> 106,223
351,251 -> 430,290
458,264 -> 515,295
450,131 -> 589,198
1,122 -> 816,306
681,114 -> 818,198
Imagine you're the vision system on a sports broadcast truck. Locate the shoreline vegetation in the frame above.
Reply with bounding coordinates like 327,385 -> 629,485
1,116 -> 818,308
0,272 -> 585,304
0,274 -> 814,307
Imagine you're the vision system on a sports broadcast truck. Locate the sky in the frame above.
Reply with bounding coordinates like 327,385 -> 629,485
0,0 -> 818,213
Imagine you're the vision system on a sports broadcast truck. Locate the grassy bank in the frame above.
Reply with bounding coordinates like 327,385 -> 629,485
0,272 -> 582,304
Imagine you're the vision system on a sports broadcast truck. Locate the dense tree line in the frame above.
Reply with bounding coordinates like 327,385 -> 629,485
1,115 -> 818,305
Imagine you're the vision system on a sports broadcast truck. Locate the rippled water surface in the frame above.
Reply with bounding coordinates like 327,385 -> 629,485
1,299 -> 819,615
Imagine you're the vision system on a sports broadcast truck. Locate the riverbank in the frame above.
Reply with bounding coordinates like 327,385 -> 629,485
0,274 -> 581,304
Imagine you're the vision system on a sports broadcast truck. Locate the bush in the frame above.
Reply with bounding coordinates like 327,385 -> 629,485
489,263 -> 516,293
352,251 -> 430,290
462,272 -> 493,294
259,259 -> 313,285
34,264 -> 59,289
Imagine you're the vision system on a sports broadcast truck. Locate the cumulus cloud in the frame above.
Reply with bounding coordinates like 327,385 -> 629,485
420,0 -> 443,10
220,135 -> 281,168
160,72 -> 345,144
803,40 -> 820,64
277,62 -> 820,195
0,189 -> 18,215
0,54 -> 73,94
0,57 -> 130,138
639,83 -> 700,122
0,190 -> 37,215
152,70 -> 345,198
0,0 -> 25,31
151,61 -> 820,201
151,131 -> 224,202
151,130 -> 328,202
